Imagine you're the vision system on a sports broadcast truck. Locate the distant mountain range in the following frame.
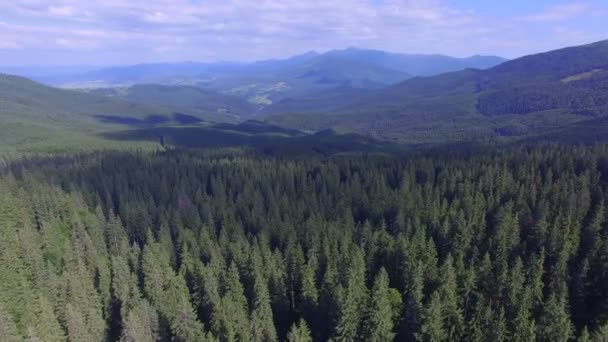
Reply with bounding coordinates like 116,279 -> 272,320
267,40 -> 608,144
3,40 -> 608,153
3,49 -> 506,106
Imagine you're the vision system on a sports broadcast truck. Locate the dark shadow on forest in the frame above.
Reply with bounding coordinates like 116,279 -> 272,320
533,116 -> 608,144
101,125 -> 402,157
173,113 -> 203,124
95,113 -> 206,127
214,120 -> 306,136
95,114 -> 171,126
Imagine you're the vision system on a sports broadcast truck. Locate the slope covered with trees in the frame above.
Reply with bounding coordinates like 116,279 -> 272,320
267,40 -> 608,144
0,74 -> 249,155
2,144 -> 608,341
85,84 -> 256,121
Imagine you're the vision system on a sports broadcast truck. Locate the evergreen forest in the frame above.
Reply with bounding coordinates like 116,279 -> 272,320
1,144 -> 608,341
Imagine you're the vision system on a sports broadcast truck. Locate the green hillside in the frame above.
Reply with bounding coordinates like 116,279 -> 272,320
267,40 -> 608,144
85,84 -> 256,121
0,74 -> 168,124
0,74 -> 176,155
0,74 -> 391,157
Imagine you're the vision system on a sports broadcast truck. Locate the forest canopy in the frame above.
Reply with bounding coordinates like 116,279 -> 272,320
1,144 -> 608,341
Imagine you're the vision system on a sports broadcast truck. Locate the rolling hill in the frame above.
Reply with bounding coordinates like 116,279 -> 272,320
267,40 -> 608,144
0,74 -> 163,154
0,73 -> 182,130
84,84 -> 256,121
0,73 -> 396,157
0,74 -> 257,155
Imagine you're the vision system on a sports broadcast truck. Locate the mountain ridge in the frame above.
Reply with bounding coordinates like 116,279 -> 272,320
8,49 -> 506,92
267,39 -> 608,144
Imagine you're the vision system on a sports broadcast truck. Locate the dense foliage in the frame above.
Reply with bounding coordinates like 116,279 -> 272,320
2,145 -> 608,341
477,76 -> 608,116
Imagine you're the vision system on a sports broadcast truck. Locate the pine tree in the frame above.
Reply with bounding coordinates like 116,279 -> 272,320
120,299 -> 159,342
106,211 -> 128,256
171,298 -> 208,342
508,258 -> 535,342
577,326 -> 590,342
400,259 -> 425,340
298,253 -> 319,328
23,292 -> 65,342
510,290 -> 536,342
466,295 -> 490,342
439,255 -> 463,341
250,269 -> 277,342
362,268 -> 398,342
488,306 -> 508,342
591,324 -> 608,341
285,240 -> 306,312
142,239 -> 207,341
287,319 -> 313,342
62,241 -> 107,342
537,293 -> 573,342
333,248 -> 366,341
200,265 -> 224,337
65,303 -> 93,342
222,262 -> 251,342
417,291 -> 446,342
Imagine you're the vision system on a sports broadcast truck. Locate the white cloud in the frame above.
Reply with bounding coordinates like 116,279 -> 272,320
0,0 -> 477,58
0,0 -> 605,65
48,5 -> 75,16
523,3 -> 590,21
55,37 -> 99,49
0,40 -> 22,49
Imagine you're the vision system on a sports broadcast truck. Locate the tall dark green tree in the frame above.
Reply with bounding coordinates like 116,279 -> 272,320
287,319 -> 312,342
362,268 -> 399,341
250,268 -> 278,342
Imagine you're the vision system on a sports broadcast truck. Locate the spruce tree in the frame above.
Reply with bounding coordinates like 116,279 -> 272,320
222,262 -> 251,341
333,248 -> 366,341
287,319 -> 313,342
250,269 -> 278,342
537,293 -> 573,342
362,268 -> 398,342
577,326 -> 590,342
439,255 -> 463,341
591,324 -> 608,341
299,253 -> 319,326
120,300 -> 159,342
417,291 -> 446,342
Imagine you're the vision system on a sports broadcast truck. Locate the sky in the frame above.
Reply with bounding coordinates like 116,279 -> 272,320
0,0 -> 607,66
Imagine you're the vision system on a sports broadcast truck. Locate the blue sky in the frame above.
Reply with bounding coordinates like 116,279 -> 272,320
0,0 -> 606,66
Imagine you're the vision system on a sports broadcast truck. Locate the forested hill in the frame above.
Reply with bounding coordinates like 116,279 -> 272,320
2,144 -> 608,341
267,40 -> 608,144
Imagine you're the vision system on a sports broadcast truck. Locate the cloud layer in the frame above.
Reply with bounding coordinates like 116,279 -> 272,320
0,0 -> 606,65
